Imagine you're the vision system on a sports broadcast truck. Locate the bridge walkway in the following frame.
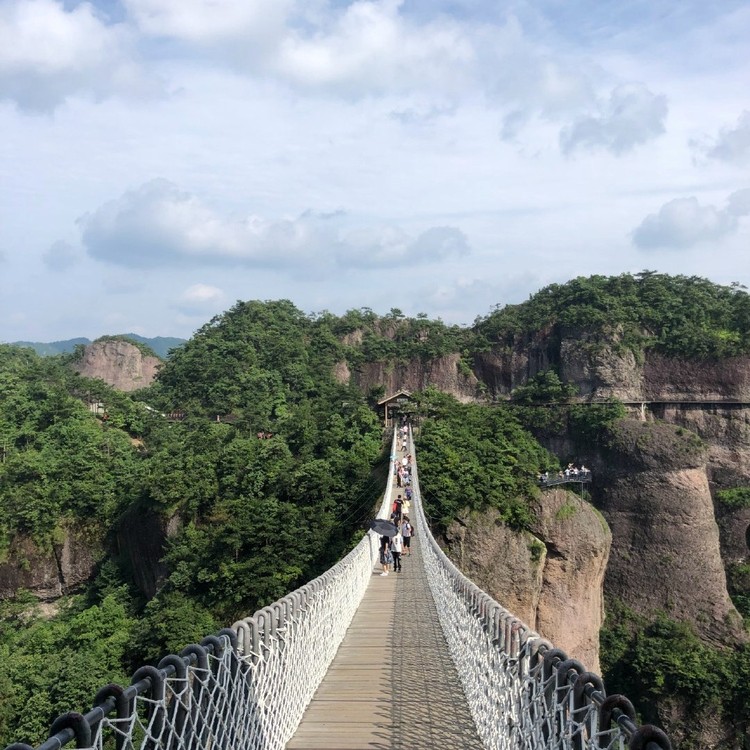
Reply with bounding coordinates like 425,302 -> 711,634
286,525 -> 482,750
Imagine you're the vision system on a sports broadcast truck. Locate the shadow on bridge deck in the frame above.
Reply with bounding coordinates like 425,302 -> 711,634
286,531 -> 482,750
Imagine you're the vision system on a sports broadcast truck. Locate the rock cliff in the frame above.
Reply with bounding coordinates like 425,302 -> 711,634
337,328 -> 750,654
116,506 -> 180,599
73,339 -> 161,392
443,489 -> 611,672
0,510 -> 180,603
596,419 -> 744,642
473,330 -> 750,403
0,523 -> 104,600
337,353 -> 482,402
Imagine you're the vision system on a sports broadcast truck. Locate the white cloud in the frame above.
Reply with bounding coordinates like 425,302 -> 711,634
43,240 -> 79,271
338,225 -> 469,268
560,83 -> 667,156
632,189 -> 750,249
698,110 -> 750,165
180,283 -> 224,304
415,272 -> 542,324
727,188 -> 750,215
124,0 -> 289,42
0,0 -> 156,111
276,0 -> 474,96
76,179 -> 469,273
175,283 -> 225,315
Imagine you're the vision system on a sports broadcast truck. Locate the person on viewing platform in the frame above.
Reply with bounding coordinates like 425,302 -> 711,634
538,466 -> 591,484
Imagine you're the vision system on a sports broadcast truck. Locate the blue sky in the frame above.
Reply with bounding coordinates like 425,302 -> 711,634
1,0 -> 748,342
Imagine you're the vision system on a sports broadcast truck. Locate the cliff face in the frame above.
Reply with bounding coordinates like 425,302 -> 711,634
339,331 -> 750,655
0,510 -> 179,604
338,353 -> 482,402
443,489 -> 611,672
595,419 -> 744,643
73,340 -> 161,392
116,506 -> 180,598
0,523 -> 104,600
474,331 -> 750,403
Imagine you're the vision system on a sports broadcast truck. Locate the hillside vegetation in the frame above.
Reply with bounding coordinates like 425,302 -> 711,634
476,271 -> 750,360
0,301 -> 388,745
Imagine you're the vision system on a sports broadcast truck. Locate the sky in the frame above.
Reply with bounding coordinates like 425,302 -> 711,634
1,0 -> 749,343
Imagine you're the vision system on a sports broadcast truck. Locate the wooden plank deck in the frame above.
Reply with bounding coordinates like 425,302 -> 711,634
286,528 -> 483,750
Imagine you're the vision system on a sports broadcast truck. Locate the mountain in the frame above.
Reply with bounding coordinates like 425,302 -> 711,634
10,334 -> 185,359
10,337 -> 90,357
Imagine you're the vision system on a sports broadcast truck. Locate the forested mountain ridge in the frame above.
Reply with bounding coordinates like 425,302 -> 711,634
0,273 -> 749,748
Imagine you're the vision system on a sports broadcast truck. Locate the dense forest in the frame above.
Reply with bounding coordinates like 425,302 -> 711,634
476,271 -> 750,360
0,302 -> 388,745
1,273 -> 749,748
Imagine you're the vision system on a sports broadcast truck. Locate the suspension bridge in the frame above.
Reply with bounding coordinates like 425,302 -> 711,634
5,431 -> 673,750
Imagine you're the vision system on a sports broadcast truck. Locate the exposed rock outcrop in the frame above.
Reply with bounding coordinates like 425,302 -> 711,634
473,329 -> 750,404
344,353 -> 482,402
444,510 -> 544,629
443,489 -> 611,672
0,508 -> 179,604
596,419 -> 744,642
643,354 -> 750,401
528,490 -> 611,672
73,340 -> 161,392
116,506 -> 181,598
0,523 -> 104,600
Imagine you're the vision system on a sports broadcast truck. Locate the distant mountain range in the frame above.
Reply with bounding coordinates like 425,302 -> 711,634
10,334 -> 186,360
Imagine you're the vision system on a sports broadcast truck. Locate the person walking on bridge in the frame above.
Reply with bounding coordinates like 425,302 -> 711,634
379,535 -> 393,576
401,517 -> 412,556
391,530 -> 403,572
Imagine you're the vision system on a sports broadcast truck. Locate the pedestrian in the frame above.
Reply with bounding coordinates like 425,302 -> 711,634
391,531 -> 403,572
393,494 -> 403,522
379,535 -> 393,576
401,517 -> 412,555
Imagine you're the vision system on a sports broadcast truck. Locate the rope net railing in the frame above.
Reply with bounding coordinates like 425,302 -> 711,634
408,430 -> 673,750
5,434 -> 399,750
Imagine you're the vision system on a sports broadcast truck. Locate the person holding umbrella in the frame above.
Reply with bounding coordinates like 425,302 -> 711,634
379,535 -> 393,576
370,518 -> 398,576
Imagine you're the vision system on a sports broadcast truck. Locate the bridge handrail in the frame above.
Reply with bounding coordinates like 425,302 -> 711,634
409,429 -> 672,750
5,433 -> 399,750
